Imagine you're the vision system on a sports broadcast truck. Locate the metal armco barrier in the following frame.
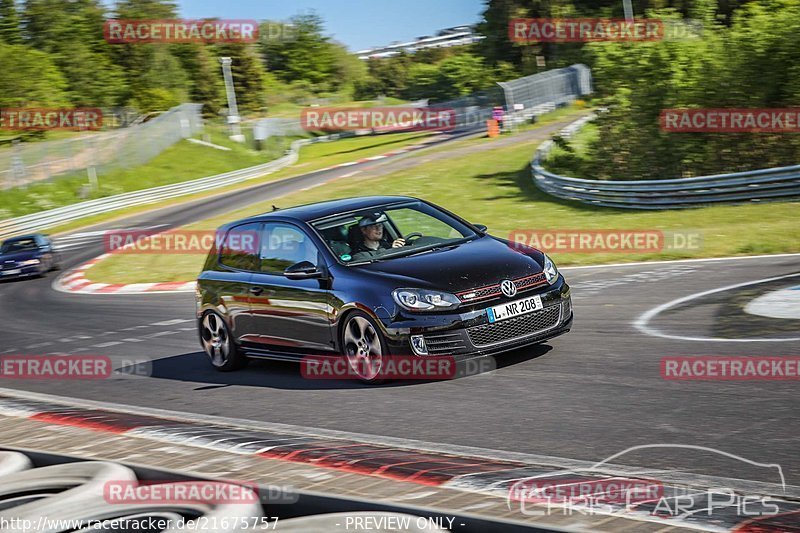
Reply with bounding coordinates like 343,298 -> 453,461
532,116 -> 800,209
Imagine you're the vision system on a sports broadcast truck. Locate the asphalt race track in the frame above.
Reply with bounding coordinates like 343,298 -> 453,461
1,138 -> 798,491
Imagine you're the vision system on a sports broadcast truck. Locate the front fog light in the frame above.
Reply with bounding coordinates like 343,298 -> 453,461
410,335 -> 428,355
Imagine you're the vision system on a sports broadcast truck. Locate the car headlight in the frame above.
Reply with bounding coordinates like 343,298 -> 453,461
543,254 -> 558,284
392,288 -> 460,311
18,259 -> 40,266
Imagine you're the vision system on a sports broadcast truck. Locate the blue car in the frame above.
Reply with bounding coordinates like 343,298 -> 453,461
0,234 -> 61,280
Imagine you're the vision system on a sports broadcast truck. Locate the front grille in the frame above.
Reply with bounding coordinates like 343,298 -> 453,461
456,272 -> 548,303
514,273 -> 548,291
467,304 -> 561,347
424,332 -> 468,355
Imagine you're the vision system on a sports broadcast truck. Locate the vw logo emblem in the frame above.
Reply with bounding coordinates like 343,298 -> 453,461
500,279 -> 517,298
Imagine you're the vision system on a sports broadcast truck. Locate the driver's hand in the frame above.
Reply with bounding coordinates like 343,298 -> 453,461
392,238 -> 406,248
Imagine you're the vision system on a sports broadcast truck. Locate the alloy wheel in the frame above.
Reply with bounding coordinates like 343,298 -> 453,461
201,313 -> 230,368
343,316 -> 383,381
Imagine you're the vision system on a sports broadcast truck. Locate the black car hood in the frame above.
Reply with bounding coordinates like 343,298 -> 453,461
0,250 -> 41,262
354,236 -> 544,292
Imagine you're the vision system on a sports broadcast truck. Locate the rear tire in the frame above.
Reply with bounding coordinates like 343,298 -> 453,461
200,311 -> 247,372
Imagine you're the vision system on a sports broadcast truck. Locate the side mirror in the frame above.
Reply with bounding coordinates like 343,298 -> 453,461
474,224 -> 488,233
284,261 -> 323,280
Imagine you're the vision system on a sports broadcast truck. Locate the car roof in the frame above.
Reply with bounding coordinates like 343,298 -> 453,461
2,233 -> 45,243
221,196 -> 420,229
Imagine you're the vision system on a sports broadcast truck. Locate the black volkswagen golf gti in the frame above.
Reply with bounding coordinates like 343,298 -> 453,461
197,196 -> 572,381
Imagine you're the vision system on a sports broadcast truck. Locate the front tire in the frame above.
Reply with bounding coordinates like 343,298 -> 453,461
37,254 -> 53,278
200,311 -> 246,372
341,311 -> 387,384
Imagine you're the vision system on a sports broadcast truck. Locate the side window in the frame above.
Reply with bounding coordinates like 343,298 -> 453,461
260,223 -> 319,273
219,223 -> 261,271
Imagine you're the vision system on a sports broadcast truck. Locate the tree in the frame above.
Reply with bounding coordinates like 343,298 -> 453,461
110,0 -> 188,111
328,42 -> 367,98
403,52 -> 492,101
581,1 -> 800,179
22,0 -> 126,107
0,0 -> 22,44
260,13 -> 336,91
172,44 -> 224,116
405,63 -> 442,101
0,43 -> 67,106
363,53 -> 413,98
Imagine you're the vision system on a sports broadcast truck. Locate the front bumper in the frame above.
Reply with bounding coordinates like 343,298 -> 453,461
0,265 -> 42,279
380,277 -> 572,358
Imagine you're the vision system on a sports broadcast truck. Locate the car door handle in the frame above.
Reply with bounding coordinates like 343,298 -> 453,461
249,287 -> 264,295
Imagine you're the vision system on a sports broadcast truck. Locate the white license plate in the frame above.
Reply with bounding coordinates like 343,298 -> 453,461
487,294 -> 543,323
1,269 -> 21,275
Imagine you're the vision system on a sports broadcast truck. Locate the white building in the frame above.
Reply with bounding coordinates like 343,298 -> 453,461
355,26 -> 483,60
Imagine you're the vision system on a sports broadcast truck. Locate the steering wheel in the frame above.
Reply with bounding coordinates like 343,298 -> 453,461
403,232 -> 423,243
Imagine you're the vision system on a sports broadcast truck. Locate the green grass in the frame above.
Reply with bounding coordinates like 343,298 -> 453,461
85,126 -> 800,284
543,121 -> 600,179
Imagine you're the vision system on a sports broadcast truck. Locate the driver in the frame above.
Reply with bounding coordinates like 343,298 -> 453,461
352,213 -> 405,259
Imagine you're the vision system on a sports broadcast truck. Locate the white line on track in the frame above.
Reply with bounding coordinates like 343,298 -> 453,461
150,319 -> 192,326
147,331 -> 176,338
634,272 -> 800,343
24,342 -> 53,349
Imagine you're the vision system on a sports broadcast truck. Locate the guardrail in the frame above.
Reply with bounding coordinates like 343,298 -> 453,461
0,135 -> 342,241
532,115 -> 800,209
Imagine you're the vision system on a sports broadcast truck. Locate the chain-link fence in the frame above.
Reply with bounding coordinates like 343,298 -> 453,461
498,64 -> 592,127
0,104 -> 203,190
252,118 -> 305,140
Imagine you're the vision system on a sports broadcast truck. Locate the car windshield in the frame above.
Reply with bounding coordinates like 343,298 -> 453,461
0,238 -> 39,254
311,201 -> 477,264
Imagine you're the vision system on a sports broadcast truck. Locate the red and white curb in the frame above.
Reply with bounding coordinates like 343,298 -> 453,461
0,391 -> 796,532
54,253 -> 196,295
